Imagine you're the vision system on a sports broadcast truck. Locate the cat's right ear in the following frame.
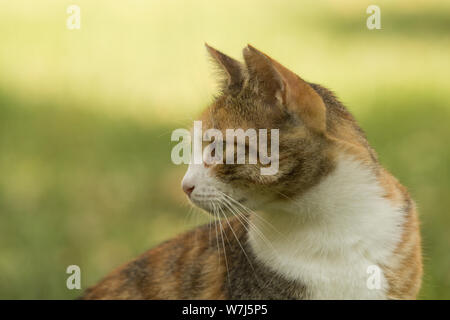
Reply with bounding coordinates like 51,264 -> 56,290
205,43 -> 244,95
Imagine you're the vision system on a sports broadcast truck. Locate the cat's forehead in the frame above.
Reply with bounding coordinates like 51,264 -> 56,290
199,95 -> 285,131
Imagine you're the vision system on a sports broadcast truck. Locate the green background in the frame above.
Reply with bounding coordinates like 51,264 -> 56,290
0,0 -> 449,299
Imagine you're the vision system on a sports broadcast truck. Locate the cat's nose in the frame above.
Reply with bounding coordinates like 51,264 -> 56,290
182,182 -> 195,197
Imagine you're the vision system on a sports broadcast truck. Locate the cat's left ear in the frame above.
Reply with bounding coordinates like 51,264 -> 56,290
205,43 -> 244,95
243,45 -> 326,133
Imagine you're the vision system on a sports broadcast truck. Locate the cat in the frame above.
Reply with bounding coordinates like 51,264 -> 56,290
81,44 -> 422,300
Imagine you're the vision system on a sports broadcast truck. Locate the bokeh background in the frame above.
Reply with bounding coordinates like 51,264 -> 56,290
0,0 -> 449,299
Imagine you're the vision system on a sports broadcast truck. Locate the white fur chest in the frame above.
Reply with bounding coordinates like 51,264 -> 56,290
248,155 -> 404,299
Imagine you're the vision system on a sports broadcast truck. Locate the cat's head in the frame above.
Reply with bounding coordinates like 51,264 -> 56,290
182,44 -> 373,214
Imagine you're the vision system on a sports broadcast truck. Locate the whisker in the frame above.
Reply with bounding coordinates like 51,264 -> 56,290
220,196 -> 277,255
219,199 -> 284,291
217,203 -> 255,272
208,206 -> 212,245
219,191 -> 284,238
217,203 -> 270,289
211,202 -> 222,267
213,201 -> 231,289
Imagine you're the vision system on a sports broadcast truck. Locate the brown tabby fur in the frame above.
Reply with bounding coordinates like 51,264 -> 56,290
81,45 -> 422,300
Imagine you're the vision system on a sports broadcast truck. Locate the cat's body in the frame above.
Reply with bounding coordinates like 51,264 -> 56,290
81,45 -> 422,300
81,217 -> 309,299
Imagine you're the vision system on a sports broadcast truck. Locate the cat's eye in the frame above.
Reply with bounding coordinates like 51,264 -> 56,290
203,139 -> 223,167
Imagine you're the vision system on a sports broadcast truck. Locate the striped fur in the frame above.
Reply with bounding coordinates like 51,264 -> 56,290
81,45 -> 422,300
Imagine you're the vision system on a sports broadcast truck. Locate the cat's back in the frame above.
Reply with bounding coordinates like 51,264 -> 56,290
81,216 -> 308,300
80,222 -> 227,299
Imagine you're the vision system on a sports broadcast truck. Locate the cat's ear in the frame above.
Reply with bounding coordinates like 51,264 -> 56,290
243,45 -> 326,133
205,43 -> 244,95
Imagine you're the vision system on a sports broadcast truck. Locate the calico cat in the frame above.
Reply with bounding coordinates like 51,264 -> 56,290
81,45 -> 422,300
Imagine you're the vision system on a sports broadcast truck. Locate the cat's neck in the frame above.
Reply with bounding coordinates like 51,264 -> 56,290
247,154 -> 404,299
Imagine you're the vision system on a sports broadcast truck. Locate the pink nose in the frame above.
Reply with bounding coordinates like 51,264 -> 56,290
183,183 -> 195,197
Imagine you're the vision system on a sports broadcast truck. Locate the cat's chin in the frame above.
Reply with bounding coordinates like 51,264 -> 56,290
193,199 -> 260,221
188,199 -> 236,217
193,201 -> 220,214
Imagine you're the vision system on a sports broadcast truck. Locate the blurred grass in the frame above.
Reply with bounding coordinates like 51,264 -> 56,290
0,0 -> 449,299
0,90 -> 208,299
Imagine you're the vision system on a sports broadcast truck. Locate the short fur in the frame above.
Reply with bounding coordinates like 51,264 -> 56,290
81,45 -> 422,300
